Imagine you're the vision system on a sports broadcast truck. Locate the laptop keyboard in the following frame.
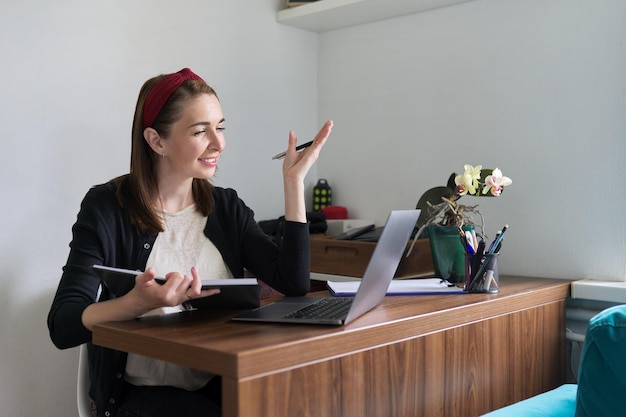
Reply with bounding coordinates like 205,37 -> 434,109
283,297 -> 353,320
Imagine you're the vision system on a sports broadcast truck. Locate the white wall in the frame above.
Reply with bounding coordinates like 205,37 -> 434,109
317,0 -> 626,281
0,1 -> 318,415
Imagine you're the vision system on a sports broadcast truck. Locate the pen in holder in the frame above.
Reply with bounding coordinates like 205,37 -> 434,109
465,252 -> 499,293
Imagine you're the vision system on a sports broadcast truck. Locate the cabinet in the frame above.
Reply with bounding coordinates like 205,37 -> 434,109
277,0 -> 474,32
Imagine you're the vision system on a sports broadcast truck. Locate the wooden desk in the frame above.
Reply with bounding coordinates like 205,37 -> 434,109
93,276 -> 570,417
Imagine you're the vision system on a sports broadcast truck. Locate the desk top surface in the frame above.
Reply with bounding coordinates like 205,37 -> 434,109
93,276 -> 571,379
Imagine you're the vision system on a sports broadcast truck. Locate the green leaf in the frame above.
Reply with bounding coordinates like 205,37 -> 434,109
415,186 -> 455,228
445,173 -> 457,190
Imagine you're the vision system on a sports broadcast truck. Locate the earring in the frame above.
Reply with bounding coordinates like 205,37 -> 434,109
161,152 -> 165,158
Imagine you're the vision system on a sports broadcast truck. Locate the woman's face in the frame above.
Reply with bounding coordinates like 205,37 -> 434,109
160,93 -> 225,181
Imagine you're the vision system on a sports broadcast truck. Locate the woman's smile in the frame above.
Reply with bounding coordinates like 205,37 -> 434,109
199,156 -> 219,167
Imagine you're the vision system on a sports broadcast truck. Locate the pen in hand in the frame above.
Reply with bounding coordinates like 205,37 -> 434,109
272,140 -> 313,160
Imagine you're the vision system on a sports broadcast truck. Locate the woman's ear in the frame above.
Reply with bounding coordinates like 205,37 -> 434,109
144,127 -> 165,157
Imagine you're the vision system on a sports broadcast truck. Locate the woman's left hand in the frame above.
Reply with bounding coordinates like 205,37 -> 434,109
282,120 -> 333,183
281,120 -> 333,223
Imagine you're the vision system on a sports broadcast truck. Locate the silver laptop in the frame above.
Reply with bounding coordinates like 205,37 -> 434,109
231,209 -> 420,325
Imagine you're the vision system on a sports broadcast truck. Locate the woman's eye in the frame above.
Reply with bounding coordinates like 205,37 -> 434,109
217,126 -> 225,132
194,130 -> 206,136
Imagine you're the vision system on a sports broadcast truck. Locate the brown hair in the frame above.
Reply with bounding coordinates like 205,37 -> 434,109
114,74 -> 218,235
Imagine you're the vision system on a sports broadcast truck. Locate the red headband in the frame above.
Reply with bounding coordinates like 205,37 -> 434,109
142,68 -> 204,129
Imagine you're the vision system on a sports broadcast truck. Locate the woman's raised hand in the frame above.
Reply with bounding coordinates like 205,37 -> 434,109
282,120 -> 333,183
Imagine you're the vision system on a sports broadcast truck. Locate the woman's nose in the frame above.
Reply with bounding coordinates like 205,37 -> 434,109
208,130 -> 225,151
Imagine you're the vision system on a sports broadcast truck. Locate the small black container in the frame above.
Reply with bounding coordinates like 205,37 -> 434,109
313,179 -> 332,211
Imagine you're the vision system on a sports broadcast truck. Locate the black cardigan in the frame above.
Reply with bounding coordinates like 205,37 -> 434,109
47,180 -> 310,417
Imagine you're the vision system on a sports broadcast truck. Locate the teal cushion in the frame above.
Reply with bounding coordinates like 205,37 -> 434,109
575,304 -> 626,417
481,384 -> 577,417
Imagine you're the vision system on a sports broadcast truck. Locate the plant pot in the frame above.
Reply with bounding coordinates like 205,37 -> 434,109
427,225 -> 466,284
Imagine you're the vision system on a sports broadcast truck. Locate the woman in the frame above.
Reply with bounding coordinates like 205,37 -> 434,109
47,68 -> 333,417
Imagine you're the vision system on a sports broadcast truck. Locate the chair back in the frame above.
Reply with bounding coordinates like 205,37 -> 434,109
77,344 -> 93,417
575,304 -> 626,417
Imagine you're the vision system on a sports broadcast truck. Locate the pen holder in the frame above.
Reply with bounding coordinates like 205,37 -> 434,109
464,253 -> 499,293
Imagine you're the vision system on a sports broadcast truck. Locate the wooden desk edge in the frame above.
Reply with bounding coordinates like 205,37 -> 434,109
93,276 -> 572,379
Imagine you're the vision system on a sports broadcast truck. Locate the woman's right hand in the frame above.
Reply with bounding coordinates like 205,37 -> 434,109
81,267 -> 220,330
131,267 -> 220,311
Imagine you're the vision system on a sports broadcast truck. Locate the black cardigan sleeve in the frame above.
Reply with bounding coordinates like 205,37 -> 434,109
47,183 -> 152,349
206,187 -> 310,296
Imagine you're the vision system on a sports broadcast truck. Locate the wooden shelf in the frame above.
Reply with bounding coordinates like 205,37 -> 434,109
277,0 -> 474,32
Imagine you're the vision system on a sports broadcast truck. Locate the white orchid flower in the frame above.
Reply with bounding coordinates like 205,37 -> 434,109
483,168 -> 512,196
455,164 -> 482,195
